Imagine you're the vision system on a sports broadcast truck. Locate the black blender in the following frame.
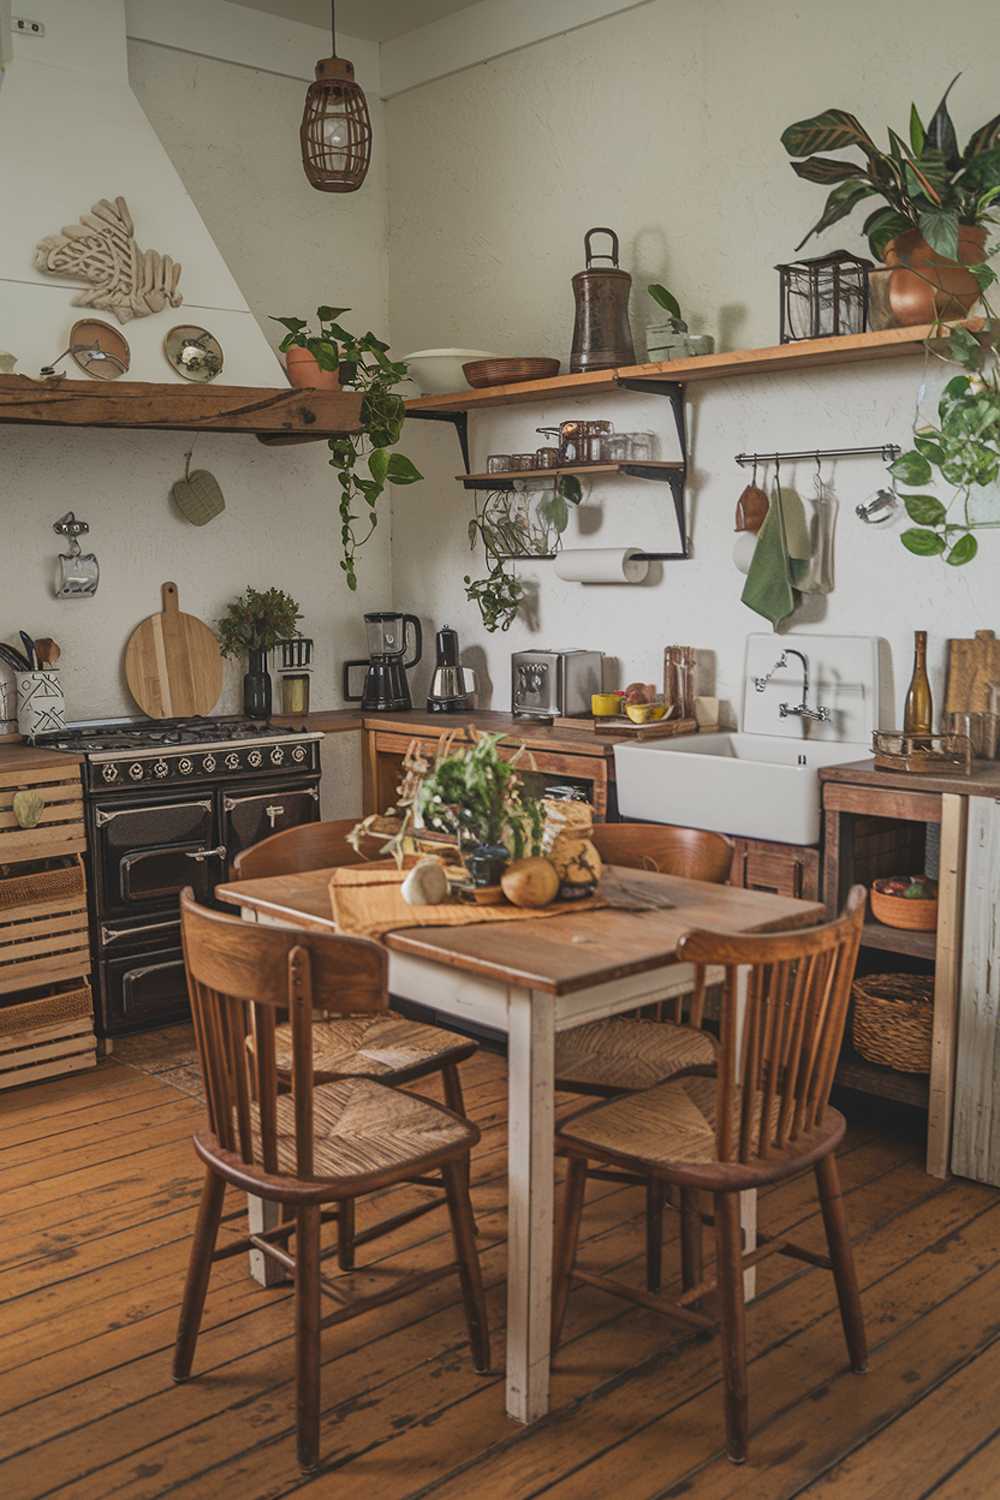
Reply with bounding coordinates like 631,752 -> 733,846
342,611 -> 423,711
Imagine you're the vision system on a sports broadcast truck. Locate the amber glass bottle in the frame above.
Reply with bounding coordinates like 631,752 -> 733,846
903,630 -> 933,736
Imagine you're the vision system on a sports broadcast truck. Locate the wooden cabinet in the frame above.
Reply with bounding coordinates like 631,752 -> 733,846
730,837 -> 820,902
363,728 -> 611,821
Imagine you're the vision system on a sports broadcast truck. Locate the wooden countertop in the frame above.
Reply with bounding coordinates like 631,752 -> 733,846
820,757 -> 1000,799
0,742 -> 83,775
344,708 -> 632,755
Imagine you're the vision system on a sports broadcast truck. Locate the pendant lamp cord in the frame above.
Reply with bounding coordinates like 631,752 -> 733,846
330,0 -> 337,52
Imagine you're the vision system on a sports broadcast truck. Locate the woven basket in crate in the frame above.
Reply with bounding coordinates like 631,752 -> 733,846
851,973 -> 933,1074
0,858 -> 84,912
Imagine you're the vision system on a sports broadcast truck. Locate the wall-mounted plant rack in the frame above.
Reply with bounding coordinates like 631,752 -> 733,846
0,374 -> 363,440
458,460 -> 683,488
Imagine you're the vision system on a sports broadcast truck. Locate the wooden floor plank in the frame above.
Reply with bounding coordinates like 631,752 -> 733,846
0,1049 -> 996,1500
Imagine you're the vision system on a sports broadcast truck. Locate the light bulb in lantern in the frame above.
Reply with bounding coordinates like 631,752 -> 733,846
322,113 -> 349,164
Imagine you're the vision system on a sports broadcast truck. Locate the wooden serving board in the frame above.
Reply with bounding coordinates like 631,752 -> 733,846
593,715 -> 698,741
945,628 -> 1000,715
124,582 -> 223,719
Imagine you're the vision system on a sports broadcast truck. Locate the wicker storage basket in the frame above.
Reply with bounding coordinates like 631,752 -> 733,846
870,879 -> 938,931
852,973 -> 933,1074
0,858 -> 84,913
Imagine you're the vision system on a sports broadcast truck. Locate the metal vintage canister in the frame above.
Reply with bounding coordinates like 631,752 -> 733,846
569,227 -> 635,373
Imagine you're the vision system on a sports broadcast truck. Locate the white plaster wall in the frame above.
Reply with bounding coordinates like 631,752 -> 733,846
0,25 -> 391,726
386,0 -> 1000,726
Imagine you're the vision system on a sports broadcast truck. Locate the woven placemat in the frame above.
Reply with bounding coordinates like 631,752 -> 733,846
330,864 -> 609,940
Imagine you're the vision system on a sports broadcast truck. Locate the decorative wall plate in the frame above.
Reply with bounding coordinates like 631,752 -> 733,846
33,196 -> 183,325
164,325 -> 224,383
69,319 -> 130,380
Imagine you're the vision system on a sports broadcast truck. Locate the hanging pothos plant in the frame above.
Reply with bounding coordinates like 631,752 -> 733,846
272,307 -> 422,590
892,319 -> 1000,566
464,475 -> 582,631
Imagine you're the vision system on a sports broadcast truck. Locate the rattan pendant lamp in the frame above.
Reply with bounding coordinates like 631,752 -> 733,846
300,0 -> 372,192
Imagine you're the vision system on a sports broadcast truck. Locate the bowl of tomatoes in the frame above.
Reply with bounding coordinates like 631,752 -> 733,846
870,874 -> 938,932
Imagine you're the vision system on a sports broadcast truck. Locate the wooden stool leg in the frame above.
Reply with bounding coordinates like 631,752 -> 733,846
337,1197 -> 356,1271
551,1157 -> 588,1349
441,1062 -> 477,1231
173,1168 -> 225,1381
645,1176 -> 665,1293
816,1153 -> 867,1373
296,1205 -> 323,1472
442,1158 -> 491,1372
714,1191 -> 749,1464
681,1187 -> 704,1293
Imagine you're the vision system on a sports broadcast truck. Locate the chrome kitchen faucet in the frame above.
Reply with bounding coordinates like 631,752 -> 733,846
753,648 -> 831,724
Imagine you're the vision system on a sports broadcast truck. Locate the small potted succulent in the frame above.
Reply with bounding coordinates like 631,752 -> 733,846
217,586 -> 302,719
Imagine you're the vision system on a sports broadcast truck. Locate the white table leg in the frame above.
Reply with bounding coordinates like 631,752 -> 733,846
505,986 -> 555,1423
248,1196 -> 286,1286
734,965 -> 757,1301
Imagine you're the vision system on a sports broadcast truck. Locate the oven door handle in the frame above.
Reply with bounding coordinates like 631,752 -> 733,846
128,958 -> 186,985
101,918 -> 181,946
96,798 -> 213,828
223,787 -> 319,813
184,845 -> 228,864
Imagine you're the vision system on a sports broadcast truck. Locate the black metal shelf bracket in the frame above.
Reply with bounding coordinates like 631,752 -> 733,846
616,376 -> 689,560
406,408 -> 470,472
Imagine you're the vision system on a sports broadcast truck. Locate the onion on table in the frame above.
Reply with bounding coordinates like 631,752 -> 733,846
501,857 -> 560,908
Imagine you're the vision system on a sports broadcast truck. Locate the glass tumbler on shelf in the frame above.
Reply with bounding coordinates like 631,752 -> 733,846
626,431 -> 656,461
606,432 -> 631,462
510,453 -> 537,471
487,454 -> 512,473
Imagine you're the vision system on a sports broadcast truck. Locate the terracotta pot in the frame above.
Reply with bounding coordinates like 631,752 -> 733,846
869,225 -> 986,329
284,345 -> 343,390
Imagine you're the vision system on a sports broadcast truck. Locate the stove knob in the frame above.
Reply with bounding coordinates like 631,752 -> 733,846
291,745 -> 307,764
101,763 -> 119,783
247,749 -> 263,769
202,754 -> 217,774
128,762 -> 144,782
153,759 -> 169,779
270,747 -> 285,766
177,757 -> 194,776
224,752 -> 240,772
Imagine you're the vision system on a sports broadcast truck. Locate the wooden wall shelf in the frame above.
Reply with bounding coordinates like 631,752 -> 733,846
0,375 -> 363,440
406,320 -> 981,417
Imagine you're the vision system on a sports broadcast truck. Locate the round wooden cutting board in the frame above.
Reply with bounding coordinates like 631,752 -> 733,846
124,582 -> 223,719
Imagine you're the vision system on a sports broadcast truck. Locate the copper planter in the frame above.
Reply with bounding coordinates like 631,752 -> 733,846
869,226 -> 986,329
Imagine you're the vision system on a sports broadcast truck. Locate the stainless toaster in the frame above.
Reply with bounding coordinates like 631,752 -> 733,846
511,649 -> 603,720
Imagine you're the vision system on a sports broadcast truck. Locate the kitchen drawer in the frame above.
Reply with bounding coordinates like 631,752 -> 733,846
100,945 -> 189,1033
0,765 -> 86,862
731,836 -> 820,901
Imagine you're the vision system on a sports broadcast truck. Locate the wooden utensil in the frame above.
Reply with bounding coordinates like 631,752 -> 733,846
124,582 -> 223,718
33,638 -> 60,670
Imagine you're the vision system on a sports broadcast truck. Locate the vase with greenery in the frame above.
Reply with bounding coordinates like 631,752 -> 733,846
217,586 -> 302,719
781,77 -> 1000,320
272,307 -> 422,591
418,730 -> 545,883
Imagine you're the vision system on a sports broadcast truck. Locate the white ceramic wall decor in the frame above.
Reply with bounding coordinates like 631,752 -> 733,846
33,197 -> 183,324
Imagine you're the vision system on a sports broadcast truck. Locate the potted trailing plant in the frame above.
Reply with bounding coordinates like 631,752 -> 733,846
645,285 -> 714,360
464,475 -> 581,632
272,307 -> 422,590
781,77 -> 1000,324
890,323 -> 1000,567
217,586 -> 302,719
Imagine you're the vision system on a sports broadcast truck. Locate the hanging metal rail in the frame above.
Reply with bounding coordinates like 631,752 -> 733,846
735,443 -> 900,467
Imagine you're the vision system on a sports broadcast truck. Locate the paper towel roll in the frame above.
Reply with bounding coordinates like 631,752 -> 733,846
554,548 -> 649,584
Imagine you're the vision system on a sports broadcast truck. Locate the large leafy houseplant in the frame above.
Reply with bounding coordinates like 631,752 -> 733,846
781,76 -> 1000,267
891,323 -> 1000,566
272,307 -> 422,591
417,731 -> 545,857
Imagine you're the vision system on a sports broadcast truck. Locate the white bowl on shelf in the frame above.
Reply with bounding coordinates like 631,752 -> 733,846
403,348 -> 498,395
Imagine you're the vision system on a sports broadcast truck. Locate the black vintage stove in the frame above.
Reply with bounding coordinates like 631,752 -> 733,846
39,716 -> 323,1037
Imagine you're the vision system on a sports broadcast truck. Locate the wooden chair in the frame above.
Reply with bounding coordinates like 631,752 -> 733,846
232,818 -> 479,1268
554,824 -> 733,1291
551,885 -> 867,1465
173,890 -> 489,1472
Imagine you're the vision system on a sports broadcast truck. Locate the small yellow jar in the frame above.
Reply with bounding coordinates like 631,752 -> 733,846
591,692 -> 621,718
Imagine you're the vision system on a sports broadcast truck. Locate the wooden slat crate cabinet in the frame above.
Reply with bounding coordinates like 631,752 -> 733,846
0,760 -> 96,1089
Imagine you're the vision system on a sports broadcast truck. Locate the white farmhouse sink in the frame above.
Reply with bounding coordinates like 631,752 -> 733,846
614,633 -> 882,847
614,732 -> 868,846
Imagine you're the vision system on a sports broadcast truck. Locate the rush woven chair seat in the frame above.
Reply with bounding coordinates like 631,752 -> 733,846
552,885 -> 867,1465
173,891 -> 489,1473
554,823 -> 732,1294
233,817 -> 478,1269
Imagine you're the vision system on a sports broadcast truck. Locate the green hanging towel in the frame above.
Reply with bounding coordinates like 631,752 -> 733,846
741,480 -> 798,628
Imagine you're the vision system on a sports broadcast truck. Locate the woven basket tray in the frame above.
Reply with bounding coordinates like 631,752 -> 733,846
0,858 -> 84,913
0,982 -> 92,1037
852,972 -> 933,1074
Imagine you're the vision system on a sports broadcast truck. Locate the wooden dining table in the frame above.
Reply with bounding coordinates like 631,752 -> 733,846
216,864 -> 825,1425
